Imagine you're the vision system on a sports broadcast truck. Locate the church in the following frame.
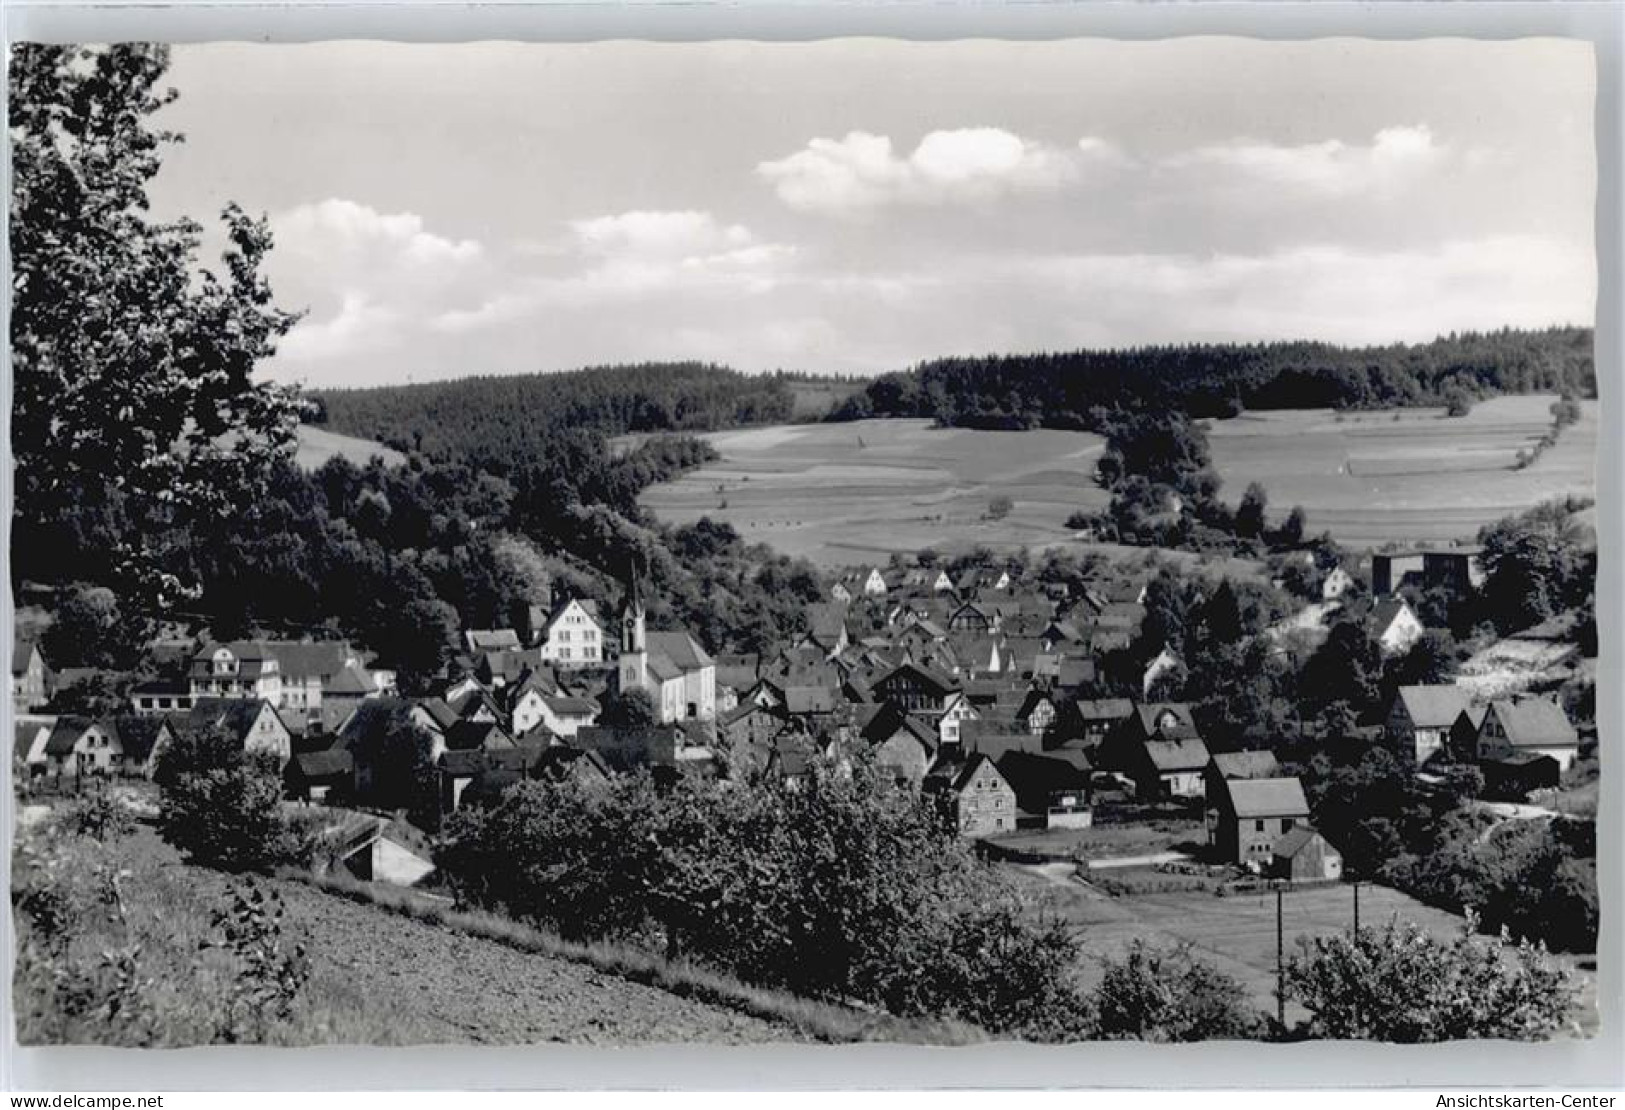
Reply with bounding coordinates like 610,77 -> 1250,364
617,581 -> 717,723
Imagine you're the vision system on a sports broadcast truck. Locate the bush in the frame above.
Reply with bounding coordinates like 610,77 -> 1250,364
1093,940 -> 1264,1041
1286,914 -> 1576,1041
48,790 -> 137,841
156,728 -> 304,872
439,758 -> 1091,1039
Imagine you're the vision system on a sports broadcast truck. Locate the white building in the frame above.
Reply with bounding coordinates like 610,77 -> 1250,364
618,587 -> 716,723
537,598 -> 604,668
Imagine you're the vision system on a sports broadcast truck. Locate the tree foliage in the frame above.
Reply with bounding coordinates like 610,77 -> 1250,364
155,729 -> 301,872
1093,940 -> 1265,1042
1286,916 -> 1576,1042
438,759 -> 1092,1039
10,44 -> 302,605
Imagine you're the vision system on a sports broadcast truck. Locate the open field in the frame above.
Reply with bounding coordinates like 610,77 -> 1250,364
640,394 -> 1595,565
294,424 -> 406,471
1005,863 -> 1598,1032
1206,394 -> 1597,548
640,418 -> 1111,566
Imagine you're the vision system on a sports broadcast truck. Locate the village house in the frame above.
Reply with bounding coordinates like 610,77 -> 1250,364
1475,694 -> 1580,774
617,585 -> 716,723
1124,735 -> 1210,801
929,752 -> 1017,838
1207,776 -> 1310,868
129,680 -> 194,716
536,598 -> 605,668
11,635 -> 52,713
1386,685 -> 1472,766
1371,551 -> 1427,597
151,698 -> 295,777
1055,697 -> 1135,755
1371,597 -> 1425,656
1203,749 -> 1282,800
1271,827 -> 1344,882
995,749 -> 1093,829
856,703 -> 938,784
1321,565 -> 1354,601
189,642 -> 284,705
464,629 -> 523,654
286,748 -> 356,803
14,717 -> 53,777
42,716 -> 125,778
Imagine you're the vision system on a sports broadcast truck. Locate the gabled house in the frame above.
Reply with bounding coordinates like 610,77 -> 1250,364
286,748 -> 356,803
870,660 -> 960,714
857,702 -> 938,784
927,752 -> 1017,838
1386,685 -> 1471,766
42,716 -> 125,778
189,642 -> 284,705
995,749 -> 1092,829
464,629 -> 522,654
12,636 -> 52,713
1475,695 -> 1580,773
536,598 -> 605,668
1124,736 -> 1210,801
1015,689 -> 1058,737
1057,697 -> 1135,753
1271,827 -> 1343,882
1321,566 -> 1354,601
156,698 -> 294,774
1204,749 -> 1282,799
1371,598 -> 1424,656
1207,776 -> 1310,868
13,717 -> 53,776
947,601 -> 997,634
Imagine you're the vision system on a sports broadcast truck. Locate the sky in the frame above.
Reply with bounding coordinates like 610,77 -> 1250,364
149,38 -> 1598,389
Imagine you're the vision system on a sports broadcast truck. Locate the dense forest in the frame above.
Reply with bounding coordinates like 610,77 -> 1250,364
311,362 -> 796,472
832,328 -> 1596,429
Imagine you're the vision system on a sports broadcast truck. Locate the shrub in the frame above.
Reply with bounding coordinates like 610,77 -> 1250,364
439,757 -> 1091,1039
48,790 -> 136,841
1286,914 -> 1577,1041
156,728 -> 303,872
202,881 -> 311,1043
1093,940 -> 1264,1041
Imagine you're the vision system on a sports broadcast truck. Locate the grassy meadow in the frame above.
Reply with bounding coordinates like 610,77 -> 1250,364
294,424 -> 406,471
639,394 -> 1596,564
639,418 -> 1111,566
1204,394 -> 1597,547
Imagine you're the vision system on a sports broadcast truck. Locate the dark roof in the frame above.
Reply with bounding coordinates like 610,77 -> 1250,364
1224,776 -> 1310,819
466,630 -> 522,651
646,631 -> 713,681
1273,826 -> 1332,859
185,699 -> 284,742
1371,598 -> 1413,630
949,751 -> 1006,793
444,719 -> 515,751
783,686 -> 840,715
995,750 -> 1091,811
1209,750 -> 1281,781
11,634 -> 41,675
1142,738 -> 1210,773
292,749 -> 354,780
1395,685 -> 1470,729
327,664 -> 376,696
14,719 -> 51,761
43,716 -> 104,756
1074,697 -> 1135,721
414,697 -> 460,731
875,660 -> 959,699
262,640 -> 356,679
1489,696 -> 1578,749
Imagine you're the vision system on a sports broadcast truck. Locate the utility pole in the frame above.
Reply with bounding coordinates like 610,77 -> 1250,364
1275,884 -> 1286,1029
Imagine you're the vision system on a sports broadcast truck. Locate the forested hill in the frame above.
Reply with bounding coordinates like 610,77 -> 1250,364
833,327 -> 1596,429
311,362 -> 795,471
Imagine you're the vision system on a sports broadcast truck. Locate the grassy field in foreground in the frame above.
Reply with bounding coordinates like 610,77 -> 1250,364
294,424 -> 406,471
1205,394 -> 1597,547
639,395 -> 1595,564
1005,864 -> 1598,1033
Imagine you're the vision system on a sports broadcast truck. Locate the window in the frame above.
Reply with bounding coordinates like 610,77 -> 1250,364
1282,818 -> 1294,833
1255,819 -> 1265,832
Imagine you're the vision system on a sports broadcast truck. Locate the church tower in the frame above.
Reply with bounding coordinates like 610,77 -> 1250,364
618,572 -> 648,695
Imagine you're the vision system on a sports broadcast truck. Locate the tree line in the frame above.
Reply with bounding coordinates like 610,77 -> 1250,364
831,328 -> 1595,428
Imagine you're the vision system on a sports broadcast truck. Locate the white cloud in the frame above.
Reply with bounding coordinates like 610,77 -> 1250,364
1165,125 -> 1445,197
269,199 -> 488,363
757,128 -> 1122,213
570,209 -> 754,258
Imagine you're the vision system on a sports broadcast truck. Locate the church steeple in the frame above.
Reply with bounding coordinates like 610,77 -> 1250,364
619,559 -> 648,693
